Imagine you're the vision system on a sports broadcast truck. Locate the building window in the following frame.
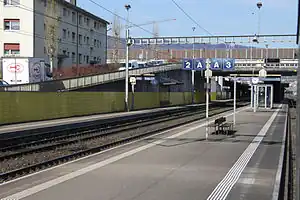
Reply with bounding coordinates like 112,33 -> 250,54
72,52 -> 76,63
86,56 -> 89,63
67,31 -> 70,38
63,50 -> 66,55
94,21 -> 97,29
63,8 -> 67,17
79,34 -> 82,44
4,0 -> 20,5
94,39 -> 96,47
4,19 -> 20,30
79,15 -> 82,25
62,29 -> 67,39
87,37 -> 90,45
86,18 -> 90,27
72,32 -> 76,42
4,43 -> 20,55
79,53 -> 82,64
72,12 -> 76,23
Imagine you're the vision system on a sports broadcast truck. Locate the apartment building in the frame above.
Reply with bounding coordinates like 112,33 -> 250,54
0,0 -> 109,68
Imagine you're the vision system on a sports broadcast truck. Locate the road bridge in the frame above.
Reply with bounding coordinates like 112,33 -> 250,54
0,58 -> 297,92
0,34 -> 297,92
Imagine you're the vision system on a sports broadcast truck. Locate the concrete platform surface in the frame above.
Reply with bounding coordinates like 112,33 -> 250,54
0,105 -> 287,200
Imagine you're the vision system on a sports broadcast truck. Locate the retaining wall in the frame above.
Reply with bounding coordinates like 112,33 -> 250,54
0,91 -> 212,125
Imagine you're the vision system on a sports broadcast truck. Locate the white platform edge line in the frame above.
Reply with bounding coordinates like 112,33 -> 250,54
1,106 -> 249,188
3,107 -> 250,200
272,105 -> 288,200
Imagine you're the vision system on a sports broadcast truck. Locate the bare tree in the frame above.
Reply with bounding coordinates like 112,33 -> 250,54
44,0 -> 60,72
152,22 -> 159,60
112,14 -> 121,63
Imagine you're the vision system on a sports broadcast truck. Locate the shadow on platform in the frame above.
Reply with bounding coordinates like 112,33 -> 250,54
143,136 -> 283,147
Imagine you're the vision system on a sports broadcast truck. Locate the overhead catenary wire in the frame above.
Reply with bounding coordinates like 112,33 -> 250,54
88,0 -> 189,51
171,0 -> 228,45
170,0 -> 214,36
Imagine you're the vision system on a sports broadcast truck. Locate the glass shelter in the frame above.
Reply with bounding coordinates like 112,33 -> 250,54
251,84 -> 274,110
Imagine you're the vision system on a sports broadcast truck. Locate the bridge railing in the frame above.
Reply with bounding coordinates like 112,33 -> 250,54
0,63 -> 180,92
0,59 -> 297,92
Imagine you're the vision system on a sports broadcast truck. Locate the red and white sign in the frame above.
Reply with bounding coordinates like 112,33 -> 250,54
7,63 -> 24,73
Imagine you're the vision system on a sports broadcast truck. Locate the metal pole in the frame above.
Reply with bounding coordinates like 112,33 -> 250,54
192,36 -> 195,104
206,70 -> 210,140
233,75 -> 237,127
125,29 -> 129,111
251,84 -> 253,107
131,83 -> 134,111
258,9 -> 261,36
254,85 -> 257,112
14,56 -> 17,84
270,85 -> 273,109
125,6 -> 130,112
264,85 -> 267,108
296,43 -> 300,200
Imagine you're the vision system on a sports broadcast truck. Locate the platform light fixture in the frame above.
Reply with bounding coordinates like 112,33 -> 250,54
125,4 -> 132,112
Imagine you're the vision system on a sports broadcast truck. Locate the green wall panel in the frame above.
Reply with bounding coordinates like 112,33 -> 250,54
0,92 -> 125,125
0,91 -> 214,125
210,92 -> 217,101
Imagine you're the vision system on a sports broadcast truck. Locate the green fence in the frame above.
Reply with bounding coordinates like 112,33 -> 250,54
0,91 -> 206,125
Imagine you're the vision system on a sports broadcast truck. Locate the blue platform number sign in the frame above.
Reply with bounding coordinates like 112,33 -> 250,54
210,58 -> 223,70
223,59 -> 235,70
182,59 -> 193,70
193,59 -> 206,70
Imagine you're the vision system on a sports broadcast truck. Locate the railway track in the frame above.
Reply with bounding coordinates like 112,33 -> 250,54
0,103 -> 247,183
0,104 -> 208,148
0,107 -> 212,160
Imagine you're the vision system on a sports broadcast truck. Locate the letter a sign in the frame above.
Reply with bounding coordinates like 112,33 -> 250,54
210,58 -> 222,70
193,59 -> 206,71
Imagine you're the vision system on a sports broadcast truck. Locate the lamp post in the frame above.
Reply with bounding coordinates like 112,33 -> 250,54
125,4 -> 131,112
256,2 -> 262,36
192,26 -> 196,104
265,44 -> 269,59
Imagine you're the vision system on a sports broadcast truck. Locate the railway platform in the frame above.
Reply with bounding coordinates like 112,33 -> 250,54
0,103 -> 207,136
0,104 -> 287,200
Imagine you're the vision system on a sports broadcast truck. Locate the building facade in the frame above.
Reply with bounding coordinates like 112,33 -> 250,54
0,0 -> 109,68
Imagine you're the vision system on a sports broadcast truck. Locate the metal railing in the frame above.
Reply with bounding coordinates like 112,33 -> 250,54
0,63 -> 180,92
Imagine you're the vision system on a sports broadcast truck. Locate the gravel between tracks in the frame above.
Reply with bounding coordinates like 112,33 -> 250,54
0,108 -> 229,174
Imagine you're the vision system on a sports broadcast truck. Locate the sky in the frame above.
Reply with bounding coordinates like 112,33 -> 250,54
77,0 -> 298,40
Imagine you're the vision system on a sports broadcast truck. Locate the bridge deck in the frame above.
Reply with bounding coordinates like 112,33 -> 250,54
0,59 -> 297,92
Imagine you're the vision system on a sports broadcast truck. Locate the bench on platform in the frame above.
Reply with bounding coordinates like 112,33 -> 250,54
208,116 -> 234,135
